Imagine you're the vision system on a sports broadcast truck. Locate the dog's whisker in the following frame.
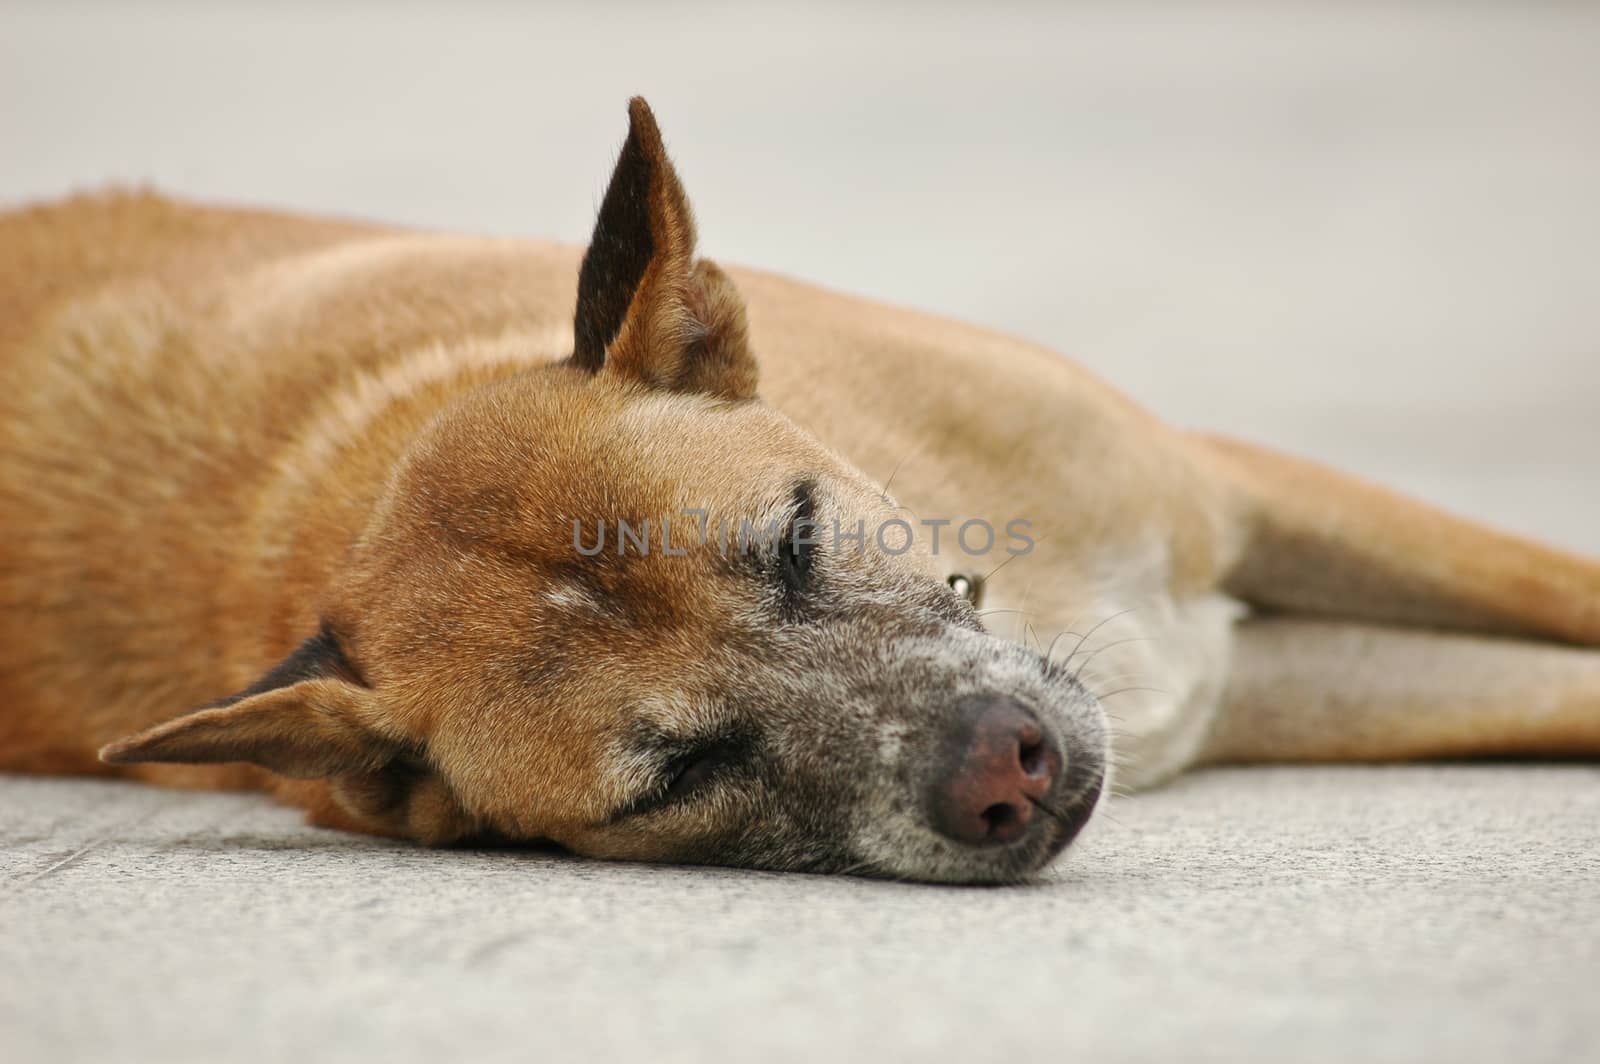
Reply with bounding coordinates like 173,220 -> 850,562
1074,668 -> 1150,687
1044,628 -> 1080,663
979,533 -> 1048,584
1093,809 -> 1132,831
1094,685 -> 1171,701
1069,635 -> 1156,684
1057,607 -> 1138,670
876,445 -> 919,504
1013,583 -> 1034,645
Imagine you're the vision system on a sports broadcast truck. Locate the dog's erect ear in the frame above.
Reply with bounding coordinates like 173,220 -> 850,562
571,97 -> 757,401
99,627 -> 403,779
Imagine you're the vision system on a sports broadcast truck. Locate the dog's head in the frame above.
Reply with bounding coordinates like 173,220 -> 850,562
102,99 -> 1107,883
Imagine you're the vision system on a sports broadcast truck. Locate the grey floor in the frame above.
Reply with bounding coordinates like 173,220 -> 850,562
5,766 -> 1599,1064
2,3 -> 1598,1062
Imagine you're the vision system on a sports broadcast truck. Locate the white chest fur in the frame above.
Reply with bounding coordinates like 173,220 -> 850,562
1053,590 -> 1243,790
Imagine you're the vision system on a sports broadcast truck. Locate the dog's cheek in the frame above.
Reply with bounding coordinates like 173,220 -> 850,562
324,764 -> 477,844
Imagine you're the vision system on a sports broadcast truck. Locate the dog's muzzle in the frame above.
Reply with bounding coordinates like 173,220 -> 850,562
926,692 -> 1100,857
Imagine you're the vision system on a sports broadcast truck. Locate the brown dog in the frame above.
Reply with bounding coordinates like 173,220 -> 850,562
2,99 -> 1596,882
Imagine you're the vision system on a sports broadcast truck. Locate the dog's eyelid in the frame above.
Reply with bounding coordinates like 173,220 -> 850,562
605,732 -> 752,824
773,479 -> 821,601
657,731 -> 749,779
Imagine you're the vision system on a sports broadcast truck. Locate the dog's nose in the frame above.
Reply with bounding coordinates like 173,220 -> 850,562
928,695 -> 1063,846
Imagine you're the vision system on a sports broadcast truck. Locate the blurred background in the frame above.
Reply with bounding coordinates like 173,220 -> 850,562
4,1 -> 1596,552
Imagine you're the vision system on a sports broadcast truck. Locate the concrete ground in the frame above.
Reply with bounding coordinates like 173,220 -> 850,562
5,766 -> 1598,1064
2,3 -> 1597,1062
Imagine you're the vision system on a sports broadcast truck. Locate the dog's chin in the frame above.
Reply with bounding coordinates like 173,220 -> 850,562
864,815 -> 1096,886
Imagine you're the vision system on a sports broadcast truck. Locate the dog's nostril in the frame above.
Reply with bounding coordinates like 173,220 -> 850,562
980,801 -> 1023,838
1018,736 -> 1046,778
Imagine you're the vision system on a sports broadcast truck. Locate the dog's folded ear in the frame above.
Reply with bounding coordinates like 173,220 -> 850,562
102,626 -> 476,844
99,626 -> 403,779
571,97 -> 757,402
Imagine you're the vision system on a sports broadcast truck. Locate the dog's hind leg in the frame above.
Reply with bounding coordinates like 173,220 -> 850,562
1194,433 -> 1600,647
1200,618 -> 1600,764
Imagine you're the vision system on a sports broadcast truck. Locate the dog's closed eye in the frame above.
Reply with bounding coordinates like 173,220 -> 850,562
661,741 -> 738,802
776,480 -> 819,601
607,735 -> 751,823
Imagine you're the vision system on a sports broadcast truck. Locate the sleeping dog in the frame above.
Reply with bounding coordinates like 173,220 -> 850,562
2,99 -> 1595,882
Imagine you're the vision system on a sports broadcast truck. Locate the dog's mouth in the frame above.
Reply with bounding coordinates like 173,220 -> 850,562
1007,660 -> 1110,876
1028,748 -> 1106,865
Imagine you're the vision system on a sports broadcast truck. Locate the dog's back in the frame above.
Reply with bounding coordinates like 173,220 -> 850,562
0,193 -> 577,775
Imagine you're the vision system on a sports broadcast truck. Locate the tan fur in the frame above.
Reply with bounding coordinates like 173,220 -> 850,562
1197,434 -> 1600,644
2,101 -> 1597,876
1205,620 -> 1600,761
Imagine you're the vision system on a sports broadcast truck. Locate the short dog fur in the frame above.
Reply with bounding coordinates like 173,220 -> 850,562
2,99 -> 1597,882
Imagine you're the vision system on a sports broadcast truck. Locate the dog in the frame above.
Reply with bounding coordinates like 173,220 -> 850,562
2,99 -> 1596,883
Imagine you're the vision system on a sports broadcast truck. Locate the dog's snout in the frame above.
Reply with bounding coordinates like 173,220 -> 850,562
928,694 -> 1063,847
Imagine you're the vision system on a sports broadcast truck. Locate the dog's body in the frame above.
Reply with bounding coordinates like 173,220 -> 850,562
3,101 -> 1598,880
